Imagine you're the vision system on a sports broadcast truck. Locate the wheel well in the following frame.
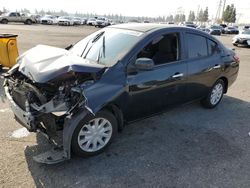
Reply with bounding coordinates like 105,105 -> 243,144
219,77 -> 228,93
102,104 -> 124,132
26,19 -> 32,23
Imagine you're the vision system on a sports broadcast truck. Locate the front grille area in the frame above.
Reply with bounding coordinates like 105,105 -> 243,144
12,89 -> 27,111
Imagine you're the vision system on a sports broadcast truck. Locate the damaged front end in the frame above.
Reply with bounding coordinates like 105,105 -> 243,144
3,52 -> 106,163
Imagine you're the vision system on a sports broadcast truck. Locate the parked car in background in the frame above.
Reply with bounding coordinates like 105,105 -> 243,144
242,25 -> 250,30
207,25 -> 222,35
94,17 -> 111,27
30,14 -> 42,24
72,17 -> 82,25
224,26 -> 239,34
232,29 -> 250,47
220,24 -> 227,33
0,12 -> 36,24
81,18 -> 87,25
183,21 -> 197,28
3,24 -> 239,164
197,25 -> 207,31
41,15 -> 58,25
58,16 -> 74,26
87,18 -> 96,25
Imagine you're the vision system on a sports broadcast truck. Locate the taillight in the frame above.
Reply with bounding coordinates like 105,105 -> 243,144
233,55 -> 240,63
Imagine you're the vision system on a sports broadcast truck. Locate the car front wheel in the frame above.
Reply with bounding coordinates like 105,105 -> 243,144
72,110 -> 117,157
201,79 -> 225,108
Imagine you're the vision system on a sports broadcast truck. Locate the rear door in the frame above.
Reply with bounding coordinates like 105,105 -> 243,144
184,32 -> 223,100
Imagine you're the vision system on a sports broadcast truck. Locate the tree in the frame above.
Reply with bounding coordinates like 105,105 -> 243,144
188,11 -> 195,22
166,15 -> 174,22
197,9 -> 203,22
180,14 -> 186,22
222,4 -> 236,23
203,7 -> 209,22
174,14 -> 180,22
230,4 -> 236,23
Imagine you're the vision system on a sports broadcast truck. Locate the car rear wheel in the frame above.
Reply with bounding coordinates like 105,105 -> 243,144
201,79 -> 225,108
72,110 -> 118,157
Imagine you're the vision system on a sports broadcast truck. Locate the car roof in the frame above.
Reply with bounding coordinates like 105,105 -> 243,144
110,23 -> 195,33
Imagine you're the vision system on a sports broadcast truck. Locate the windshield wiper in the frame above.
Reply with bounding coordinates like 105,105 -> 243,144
92,31 -> 105,43
97,36 -> 106,64
83,31 -> 105,58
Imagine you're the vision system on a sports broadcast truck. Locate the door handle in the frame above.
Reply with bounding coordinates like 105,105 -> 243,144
213,64 -> 221,69
172,73 -> 184,78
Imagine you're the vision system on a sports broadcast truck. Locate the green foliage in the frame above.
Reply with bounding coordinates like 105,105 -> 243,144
222,4 -> 236,23
197,7 -> 209,22
188,11 -> 195,22
174,14 -> 186,23
203,7 -> 209,22
166,15 -> 174,22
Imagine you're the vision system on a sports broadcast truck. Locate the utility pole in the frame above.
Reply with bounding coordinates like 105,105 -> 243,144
215,0 -> 223,22
222,0 -> 227,21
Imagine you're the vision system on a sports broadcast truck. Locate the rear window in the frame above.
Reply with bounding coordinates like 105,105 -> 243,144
187,33 -> 208,58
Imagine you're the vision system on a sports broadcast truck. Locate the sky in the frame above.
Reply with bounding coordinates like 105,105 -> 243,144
1,0 -> 250,23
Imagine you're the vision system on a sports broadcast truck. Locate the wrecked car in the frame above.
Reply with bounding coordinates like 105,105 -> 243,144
4,24 -> 239,164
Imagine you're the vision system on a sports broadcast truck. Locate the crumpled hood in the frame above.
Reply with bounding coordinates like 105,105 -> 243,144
18,45 -> 105,83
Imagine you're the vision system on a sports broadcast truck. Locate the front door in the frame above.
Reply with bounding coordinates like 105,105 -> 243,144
125,32 -> 188,121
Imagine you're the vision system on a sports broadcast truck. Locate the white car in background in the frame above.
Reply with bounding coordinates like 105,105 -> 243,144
40,15 -> 58,25
72,17 -> 82,25
87,18 -> 96,25
232,29 -> 250,47
57,16 -> 74,26
94,17 -> 111,27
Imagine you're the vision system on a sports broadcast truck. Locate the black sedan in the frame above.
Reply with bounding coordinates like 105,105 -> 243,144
4,24 -> 240,164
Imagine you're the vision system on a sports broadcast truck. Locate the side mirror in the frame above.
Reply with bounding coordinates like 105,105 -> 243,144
135,58 -> 154,71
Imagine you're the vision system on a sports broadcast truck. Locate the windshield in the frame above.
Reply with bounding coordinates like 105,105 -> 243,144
242,30 -> 250,35
211,26 -> 221,29
60,16 -> 71,19
70,28 -> 143,67
44,15 -> 53,19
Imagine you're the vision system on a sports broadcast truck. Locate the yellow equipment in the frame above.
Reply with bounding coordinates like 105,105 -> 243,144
0,34 -> 19,68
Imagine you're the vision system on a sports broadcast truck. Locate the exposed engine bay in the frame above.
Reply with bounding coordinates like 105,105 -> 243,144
3,44 -> 125,164
4,68 -> 99,138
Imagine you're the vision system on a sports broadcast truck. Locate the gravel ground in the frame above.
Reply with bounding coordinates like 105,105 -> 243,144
0,24 -> 250,188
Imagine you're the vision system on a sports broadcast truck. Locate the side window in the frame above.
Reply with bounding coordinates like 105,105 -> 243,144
136,33 -> 180,65
207,39 -> 219,55
187,33 -> 208,58
9,13 -> 17,17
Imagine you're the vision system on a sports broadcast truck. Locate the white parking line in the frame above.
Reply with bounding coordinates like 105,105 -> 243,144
0,108 -> 11,113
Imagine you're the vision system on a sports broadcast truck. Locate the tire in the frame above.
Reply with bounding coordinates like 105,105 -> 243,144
201,79 -> 225,109
72,110 -> 118,157
1,19 -> 8,24
233,43 -> 238,47
25,19 -> 32,25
